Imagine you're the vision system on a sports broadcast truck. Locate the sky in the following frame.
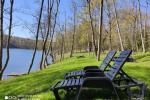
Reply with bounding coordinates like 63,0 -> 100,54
4,0 -> 72,38
3,0 -> 150,39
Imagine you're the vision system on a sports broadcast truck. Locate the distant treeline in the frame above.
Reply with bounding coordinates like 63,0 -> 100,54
3,35 -> 44,49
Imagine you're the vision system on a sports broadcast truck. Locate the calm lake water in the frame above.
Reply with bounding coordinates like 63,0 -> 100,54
3,48 -> 51,79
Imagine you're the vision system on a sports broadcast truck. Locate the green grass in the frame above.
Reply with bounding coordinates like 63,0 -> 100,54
0,52 -> 150,100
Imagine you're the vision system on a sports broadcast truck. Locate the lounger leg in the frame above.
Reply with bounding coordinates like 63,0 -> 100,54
140,84 -> 147,100
76,87 -> 81,100
113,88 -> 120,100
53,89 -> 61,100
126,87 -> 131,100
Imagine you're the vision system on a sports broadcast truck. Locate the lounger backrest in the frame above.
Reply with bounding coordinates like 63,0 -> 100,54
105,50 -> 132,81
99,51 -> 116,71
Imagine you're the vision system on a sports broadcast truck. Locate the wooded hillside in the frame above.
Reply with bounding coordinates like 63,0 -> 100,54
2,35 -> 43,49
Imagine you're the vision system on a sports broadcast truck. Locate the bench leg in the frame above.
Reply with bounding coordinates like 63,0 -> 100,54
53,89 -> 61,100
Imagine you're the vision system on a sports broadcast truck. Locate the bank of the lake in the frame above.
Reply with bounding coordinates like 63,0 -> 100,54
0,52 -> 150,99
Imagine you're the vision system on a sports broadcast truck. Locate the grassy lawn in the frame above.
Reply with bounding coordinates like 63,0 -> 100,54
0,52 -> 150,99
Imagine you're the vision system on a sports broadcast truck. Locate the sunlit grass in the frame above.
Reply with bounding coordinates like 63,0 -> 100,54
0,52 -> 150,99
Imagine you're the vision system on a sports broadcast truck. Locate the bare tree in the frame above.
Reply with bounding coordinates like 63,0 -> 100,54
60,32 -> 64,60
112,0 -> 124,51
70,1 -> 77,57
144,0 -> 148,51
28,0 -> 44,74
97,0 -> 103,61
87,0 -> 98,58
43,0 -> 60,64
0,0 -> 5,80
0,0 -> 14,80
138,0 -> 145,53
106,0 -> 113,50
59,25 -> 65,61
39,0 -> 54,70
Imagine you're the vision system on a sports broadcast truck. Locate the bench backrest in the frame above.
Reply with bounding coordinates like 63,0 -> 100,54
105,50 -> 132,81
99,51 -> 117,71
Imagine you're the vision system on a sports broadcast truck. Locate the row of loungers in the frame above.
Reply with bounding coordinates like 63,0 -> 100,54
51,50 -> 147,100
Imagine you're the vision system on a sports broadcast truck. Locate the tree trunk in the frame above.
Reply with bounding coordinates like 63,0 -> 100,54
0,0 -> 13,80
70,2 -> 76,58
106,0 -> 112,50
60,33 -> 64,61
0,0 -> 5,80
43,0 -> 60,64
97,0 -> 103,61
113,0 -> 124,51
28,0 -> 44,74
87,0 -> 98,57
39,0 -> 53,70
138,0 -> 145,53
144,0 -> 148,52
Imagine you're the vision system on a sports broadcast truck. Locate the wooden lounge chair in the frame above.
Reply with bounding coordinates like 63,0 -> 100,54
65,50 -> 117,79
51,50 -> 132,100
78,51 -> 146,99
113,69 -> 147,99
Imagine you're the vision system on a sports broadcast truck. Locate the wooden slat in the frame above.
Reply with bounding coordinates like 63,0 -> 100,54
75,79 -> 80,85
66,79 -> 72,86
59,80 -> 65,87
62,80 -> 68,87
75,71 -> 79,76
79,78 -> 84,85
71,79 -> 76,86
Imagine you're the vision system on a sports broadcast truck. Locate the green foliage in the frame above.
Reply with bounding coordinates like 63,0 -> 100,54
0,52 -> 150,99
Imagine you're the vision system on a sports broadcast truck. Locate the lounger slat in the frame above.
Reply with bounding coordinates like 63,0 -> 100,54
62,80 -> 68,87
59,80 -> 65,87
75,78 -> 80,85
66,79 -> 72,86
71,79 -> 76,86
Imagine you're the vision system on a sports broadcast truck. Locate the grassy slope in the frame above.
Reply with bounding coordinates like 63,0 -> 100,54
0,52 -> 150,99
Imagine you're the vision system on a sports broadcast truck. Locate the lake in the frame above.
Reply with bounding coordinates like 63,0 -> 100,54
2,48 -> 51,79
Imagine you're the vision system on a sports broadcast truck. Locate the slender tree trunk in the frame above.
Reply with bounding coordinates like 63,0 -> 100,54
63,11 -> 66,59
144,0 -> 148,51
0,0 -> 5,80
0,0 -> 13,80
40,25 -> 49,65
131,0 -> 135,51
113,0 -> 124,51
106,0 -> 112,50
97,0 -> 103,61
39,0 -> 54,69
43,0 -> 60,64
70,2 -> 76,58
135,6 -> 139,51
138,0 -> 145,53
87,0 -> 97,57
60,33 -> 64,61
28,0 -> 44,74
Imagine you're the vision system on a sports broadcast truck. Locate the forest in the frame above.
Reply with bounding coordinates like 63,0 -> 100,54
2,35 -> 43,49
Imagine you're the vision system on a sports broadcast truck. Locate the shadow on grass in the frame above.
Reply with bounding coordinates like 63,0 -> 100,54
56,87 -> 150,100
